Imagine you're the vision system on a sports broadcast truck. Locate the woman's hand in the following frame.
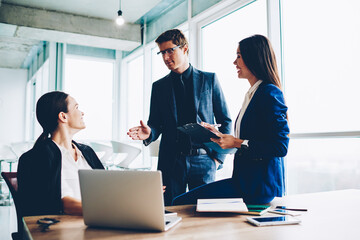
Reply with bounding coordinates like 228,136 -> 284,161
201,122 -> 223,137
201,121 -> 244,149
210,134 -> 241,149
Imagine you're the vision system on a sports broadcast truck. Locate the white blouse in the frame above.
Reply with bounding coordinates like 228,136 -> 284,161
53,141 -> 92,200
234,80 -> 263,140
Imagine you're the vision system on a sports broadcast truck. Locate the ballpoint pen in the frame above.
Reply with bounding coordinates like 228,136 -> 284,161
201,123 -> 221,127
275,206 -> 308,211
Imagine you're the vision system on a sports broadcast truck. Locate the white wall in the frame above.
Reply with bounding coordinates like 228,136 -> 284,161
0,68 -> 27,144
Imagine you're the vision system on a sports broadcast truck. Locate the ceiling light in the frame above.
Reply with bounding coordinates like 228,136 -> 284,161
116,0 -> 125,26
116,10 -> 125,25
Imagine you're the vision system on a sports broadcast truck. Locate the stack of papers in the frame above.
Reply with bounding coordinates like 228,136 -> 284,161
196,198 -> 248,213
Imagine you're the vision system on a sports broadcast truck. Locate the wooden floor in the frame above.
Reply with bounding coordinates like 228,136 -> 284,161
0,205 -> 17,240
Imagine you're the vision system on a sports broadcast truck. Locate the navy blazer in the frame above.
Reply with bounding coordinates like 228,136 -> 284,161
232,82 -> 289,200
17,139 -> 104,216
144,67 -> 232,179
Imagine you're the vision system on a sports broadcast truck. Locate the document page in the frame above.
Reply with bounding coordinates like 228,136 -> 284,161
196,198 -> 248,213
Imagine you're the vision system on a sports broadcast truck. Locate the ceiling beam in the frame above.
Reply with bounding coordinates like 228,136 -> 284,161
0,3 -> 141,51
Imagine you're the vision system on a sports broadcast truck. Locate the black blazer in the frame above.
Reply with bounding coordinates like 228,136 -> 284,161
17,139 -> 104,216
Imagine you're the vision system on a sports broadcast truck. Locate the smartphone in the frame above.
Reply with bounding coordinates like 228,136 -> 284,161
246,215 -> 301,227
268,209 -> 301,216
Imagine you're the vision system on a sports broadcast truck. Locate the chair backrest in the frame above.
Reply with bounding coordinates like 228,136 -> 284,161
87,142 -> 113,165
0,144 -> 17,161
111,141 -> 141,168
10,141 -> 34,159
1,172 -> 18,198
148,140 -> 160,170
1,172 -> 22,234
149,140 -> 160,157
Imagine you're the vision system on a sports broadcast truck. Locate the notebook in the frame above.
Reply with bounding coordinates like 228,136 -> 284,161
78,169 -> 182,231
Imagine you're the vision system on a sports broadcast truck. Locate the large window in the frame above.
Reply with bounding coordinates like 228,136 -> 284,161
200,0 -> 267,180
126,55 -> 144,131
283,0 -> 360,194
283,0 -> 360,133
201,0 -> 267,120
122,53 -> 151,168
151,47 -> 169,83
26,60 -> 50,140
64,56 -> 114,141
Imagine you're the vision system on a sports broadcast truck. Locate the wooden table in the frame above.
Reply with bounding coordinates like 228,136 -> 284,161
24,189 -> 360,240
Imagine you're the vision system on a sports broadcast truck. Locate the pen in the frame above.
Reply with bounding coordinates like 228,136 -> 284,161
200,122 -> 221,128
200,200 -> 242,204
276,206 -> 308,211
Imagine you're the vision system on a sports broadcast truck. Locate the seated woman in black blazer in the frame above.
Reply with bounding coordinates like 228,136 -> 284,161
17,91 -> 104,216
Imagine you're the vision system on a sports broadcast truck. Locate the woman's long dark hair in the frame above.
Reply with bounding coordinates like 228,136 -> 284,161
239,34 -> 282,89
34,91 -> 69,147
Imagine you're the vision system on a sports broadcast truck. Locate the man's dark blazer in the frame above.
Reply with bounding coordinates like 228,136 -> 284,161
17,139 -> 104,216
144,67 -> 232,182
233,82 -> 290,202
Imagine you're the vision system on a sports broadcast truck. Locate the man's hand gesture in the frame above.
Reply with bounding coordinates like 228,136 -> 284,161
127,120 -> 151,140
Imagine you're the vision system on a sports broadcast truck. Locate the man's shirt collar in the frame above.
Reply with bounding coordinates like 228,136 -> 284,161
170,64 -> 193,80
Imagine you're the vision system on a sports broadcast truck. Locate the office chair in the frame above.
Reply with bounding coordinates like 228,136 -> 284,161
110,141 -> 142,169
9,141 -> 34,172
149,140 -> 160,158
149,140 -> 160,170
87,141 -> 114,169
10,141 -> 34,158
1,172 -> 23,240
0,144 -> 18,172
0,145 -> 18,208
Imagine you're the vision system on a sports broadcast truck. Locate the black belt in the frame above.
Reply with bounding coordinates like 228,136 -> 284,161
180,148 -> 207,156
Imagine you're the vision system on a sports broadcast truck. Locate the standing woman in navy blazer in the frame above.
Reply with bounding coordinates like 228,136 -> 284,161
173,34 -> 289,205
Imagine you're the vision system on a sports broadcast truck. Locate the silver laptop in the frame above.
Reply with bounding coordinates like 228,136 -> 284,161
78,169 -> 181,231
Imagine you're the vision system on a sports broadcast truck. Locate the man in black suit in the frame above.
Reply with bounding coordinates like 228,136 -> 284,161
128,29 -> 231,205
